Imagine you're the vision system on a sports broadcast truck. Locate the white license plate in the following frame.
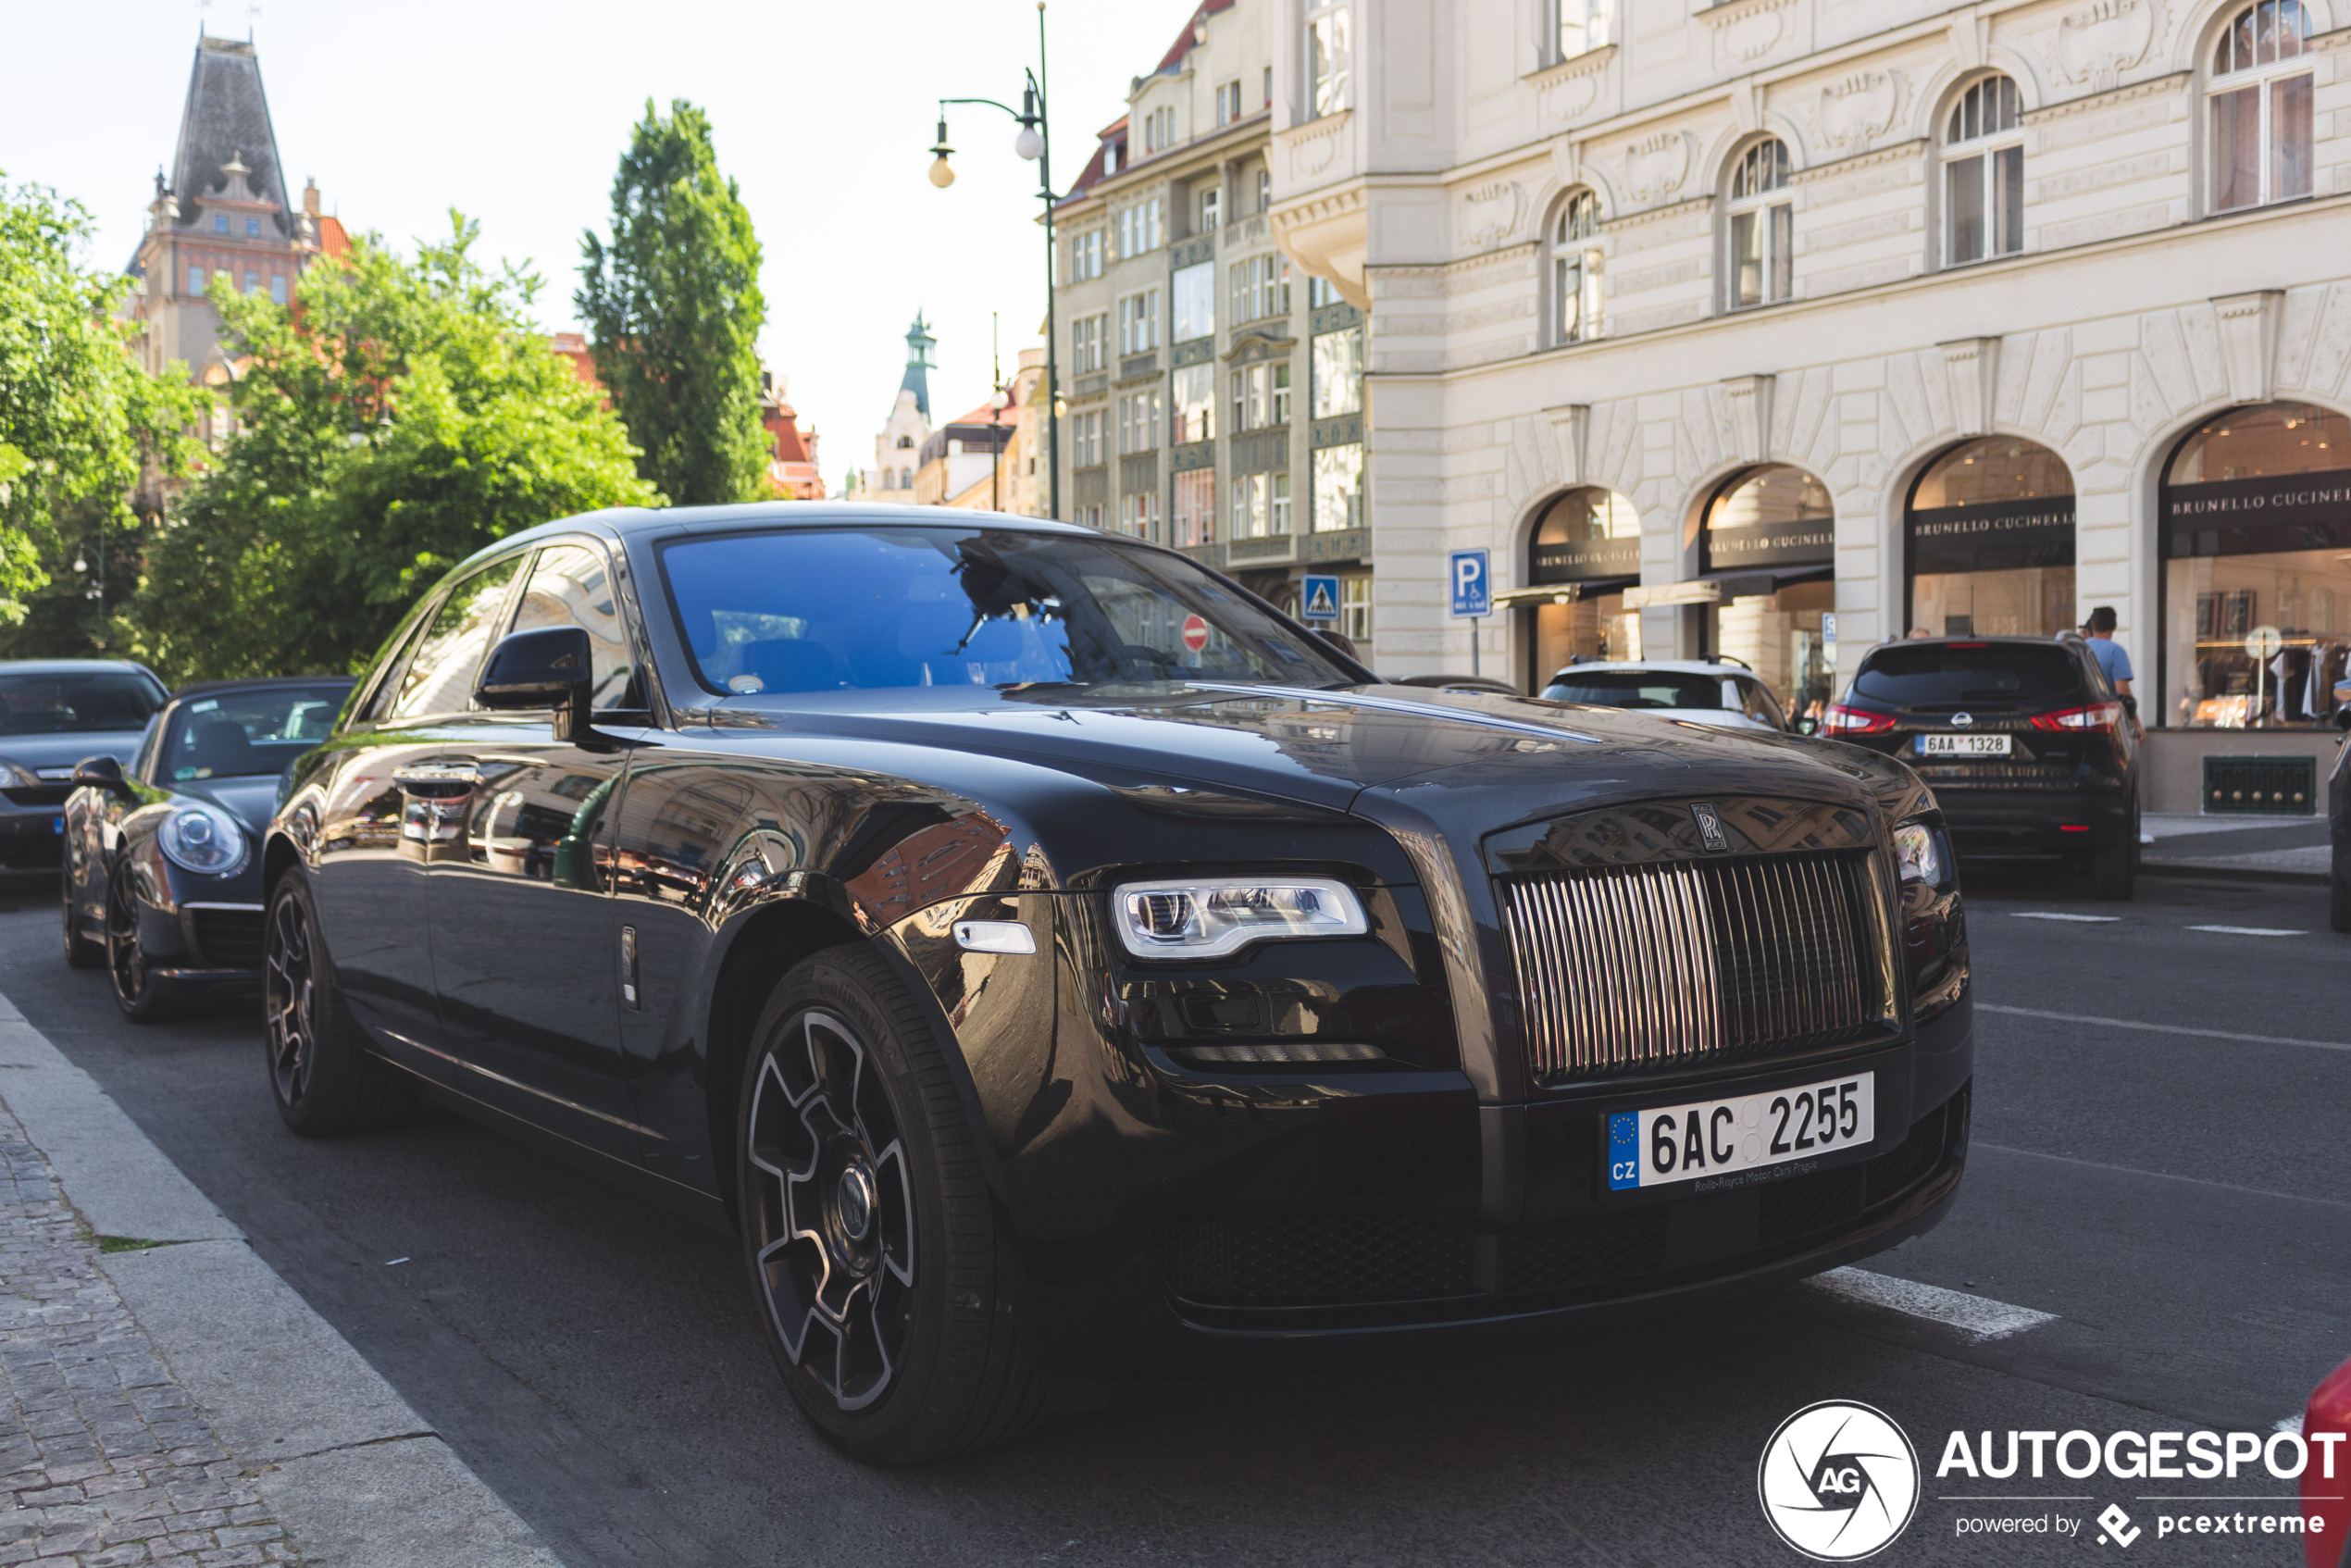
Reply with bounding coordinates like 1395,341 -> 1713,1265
1917,732 -> 2010,757
1606,1072 -> 1874,1192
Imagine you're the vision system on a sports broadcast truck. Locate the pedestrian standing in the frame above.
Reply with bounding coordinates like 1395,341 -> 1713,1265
2081,605 -> 2133,697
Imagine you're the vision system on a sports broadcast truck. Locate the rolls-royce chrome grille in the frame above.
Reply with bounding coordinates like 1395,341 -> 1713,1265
1501,852 -> 1885,1082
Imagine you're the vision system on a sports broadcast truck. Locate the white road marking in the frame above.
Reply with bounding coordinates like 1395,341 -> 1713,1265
1978,1002 -> 2351,1054
1808,1266 -> 2057,1341
2009,912 -> 2121,923
2185,925 -> 2306,937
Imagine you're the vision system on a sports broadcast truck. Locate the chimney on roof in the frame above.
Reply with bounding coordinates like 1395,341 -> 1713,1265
303,179 -> 320,218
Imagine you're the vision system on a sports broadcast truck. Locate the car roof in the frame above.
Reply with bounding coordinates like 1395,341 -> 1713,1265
1546,661 -> 1753,678
467,503 -> 1104,566
0,659 -> 161,678
1860,635 -> 2086,657
168,675 -> 355,702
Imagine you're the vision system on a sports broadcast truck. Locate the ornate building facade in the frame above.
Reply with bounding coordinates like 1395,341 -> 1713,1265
856,315 -> 939,499
1269,0 -> 2351,806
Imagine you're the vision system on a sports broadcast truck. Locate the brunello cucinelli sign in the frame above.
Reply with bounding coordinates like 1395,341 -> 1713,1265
2162,468 -> 2351,555
1703,517 -> 1835,571
1532,531 -> 1640,583
1908,495 -> 2076,575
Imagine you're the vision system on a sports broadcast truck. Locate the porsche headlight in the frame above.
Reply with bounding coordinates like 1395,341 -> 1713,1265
0,759 -> 35,789
159,802 -> 250,877
1112,876 -> 1368,959
1894,820 -> 1949,889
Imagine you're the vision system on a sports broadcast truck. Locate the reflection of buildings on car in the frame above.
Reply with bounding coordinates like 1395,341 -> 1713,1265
1261,0 -> 2351,813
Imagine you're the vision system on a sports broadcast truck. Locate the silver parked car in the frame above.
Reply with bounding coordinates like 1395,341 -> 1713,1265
1539,658 -> 1796,735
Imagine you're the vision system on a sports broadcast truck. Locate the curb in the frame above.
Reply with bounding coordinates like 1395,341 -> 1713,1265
0,987 -> 566,1568
2139,859 -> 2330,888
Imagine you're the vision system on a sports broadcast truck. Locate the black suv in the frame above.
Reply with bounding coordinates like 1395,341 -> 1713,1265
1823,635 -> 2140,897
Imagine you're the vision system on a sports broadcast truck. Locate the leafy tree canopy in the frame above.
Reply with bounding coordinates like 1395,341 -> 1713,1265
133,214 -> 659,684
0,176 -> 203,637
578,100 -> 769,507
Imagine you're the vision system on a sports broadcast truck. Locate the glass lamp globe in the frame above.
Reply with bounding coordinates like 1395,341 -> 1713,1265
928,156 -> 957,190
1014,125 -> 1045,162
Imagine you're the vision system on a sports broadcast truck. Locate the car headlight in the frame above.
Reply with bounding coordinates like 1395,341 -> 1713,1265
0,759 -> 35,789
1112,876 -> 1369,959
158,802 -> 250,877
1894,820 -> 1949,889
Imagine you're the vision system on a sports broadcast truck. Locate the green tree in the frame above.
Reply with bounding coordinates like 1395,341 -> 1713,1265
578,100 -> 769,506
132,214 -> 659,683
0,176 -> 203,645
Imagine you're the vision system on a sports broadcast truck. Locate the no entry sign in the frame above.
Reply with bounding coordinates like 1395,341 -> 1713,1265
1181,614 -> 1210,653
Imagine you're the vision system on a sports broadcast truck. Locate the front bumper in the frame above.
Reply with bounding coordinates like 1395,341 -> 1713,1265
0,796 -> 68,867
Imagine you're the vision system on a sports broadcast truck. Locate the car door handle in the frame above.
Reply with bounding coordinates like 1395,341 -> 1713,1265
392,764 -> 479,787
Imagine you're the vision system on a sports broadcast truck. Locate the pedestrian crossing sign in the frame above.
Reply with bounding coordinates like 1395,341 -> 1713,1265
1300,575 -> 1340,623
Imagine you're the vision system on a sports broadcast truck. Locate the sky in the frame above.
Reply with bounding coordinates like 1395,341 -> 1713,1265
1,0 -> 1197,493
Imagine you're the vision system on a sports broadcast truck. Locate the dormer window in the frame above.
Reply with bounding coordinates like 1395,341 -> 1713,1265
246,217 -> 260,237
213,213 -> 229,233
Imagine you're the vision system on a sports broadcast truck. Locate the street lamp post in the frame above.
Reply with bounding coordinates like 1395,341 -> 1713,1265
929,1 -> 1060,522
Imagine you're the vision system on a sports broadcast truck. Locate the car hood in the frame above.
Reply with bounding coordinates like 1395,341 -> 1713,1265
0,729 -> 146,775
164,775 -> 281,835
708,682 -> 1905,828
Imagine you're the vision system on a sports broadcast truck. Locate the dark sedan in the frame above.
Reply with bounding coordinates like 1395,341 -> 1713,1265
264,505 -> 1972,1464
0,660 -> 167,869
64,676 -> 354,1019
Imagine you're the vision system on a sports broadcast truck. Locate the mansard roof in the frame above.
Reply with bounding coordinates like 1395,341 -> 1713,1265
171,36 -> 291,237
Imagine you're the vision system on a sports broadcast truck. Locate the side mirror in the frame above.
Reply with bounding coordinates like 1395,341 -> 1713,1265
72,754 -> 135,799
477,627 -> 594,740
1313,627 -> 1360,662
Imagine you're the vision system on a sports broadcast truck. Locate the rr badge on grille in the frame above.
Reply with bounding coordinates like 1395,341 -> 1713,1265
1690,802 -> 1730,852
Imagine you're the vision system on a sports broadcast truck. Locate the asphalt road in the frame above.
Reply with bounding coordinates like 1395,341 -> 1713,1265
0,864 -> 2343,1566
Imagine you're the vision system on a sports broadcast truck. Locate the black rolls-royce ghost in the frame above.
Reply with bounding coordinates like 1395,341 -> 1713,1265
64,676 -> 355,1018
264,505 -> 1972,1464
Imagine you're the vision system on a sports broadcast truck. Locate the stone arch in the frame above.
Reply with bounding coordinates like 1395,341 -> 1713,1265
2170,0 -> 2340,73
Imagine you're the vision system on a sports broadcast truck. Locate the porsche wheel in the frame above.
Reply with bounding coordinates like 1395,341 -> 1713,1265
264,873 -> 418,1135
738,947 -> 1042,1464
105,867 -> 178,1022
63,853 -> 103,969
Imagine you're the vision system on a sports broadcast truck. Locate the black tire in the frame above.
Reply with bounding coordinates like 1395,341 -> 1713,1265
264,872 -> 419,1136
105,867 -> 179,1021
737,946 -> 1044,1465
2088,840 -> 2134,901
63,852 -> 103,970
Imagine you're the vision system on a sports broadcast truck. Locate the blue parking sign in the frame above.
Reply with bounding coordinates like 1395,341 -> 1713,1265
1300,575 -> 1340,623
1449,550 -> 1491,618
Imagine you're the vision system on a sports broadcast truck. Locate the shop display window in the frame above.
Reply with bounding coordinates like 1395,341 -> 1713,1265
1907,437 -> 2075,638
1703,466 -> 1835,721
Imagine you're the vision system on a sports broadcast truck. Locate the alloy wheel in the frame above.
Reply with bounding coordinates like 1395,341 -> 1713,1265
265,894 -> 317,1106
105,873 -> 149,1008
744,1009 -> 915,1412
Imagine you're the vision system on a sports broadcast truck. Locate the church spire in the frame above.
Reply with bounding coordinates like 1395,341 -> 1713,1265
900,312 -> 937,420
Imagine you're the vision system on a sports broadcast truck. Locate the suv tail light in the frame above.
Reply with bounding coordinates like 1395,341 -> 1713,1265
2030,702 -> 2124,734
1821,703 -> 1897,735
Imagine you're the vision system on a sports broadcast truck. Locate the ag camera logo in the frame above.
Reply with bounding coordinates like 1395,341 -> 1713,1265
1759,1400 -> 1921,1561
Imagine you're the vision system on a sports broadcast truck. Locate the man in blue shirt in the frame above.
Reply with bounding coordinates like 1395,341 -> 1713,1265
2082,605 -> 2133,697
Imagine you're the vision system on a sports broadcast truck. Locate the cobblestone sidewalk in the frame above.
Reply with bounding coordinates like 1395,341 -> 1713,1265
0,1101 -> 293,1567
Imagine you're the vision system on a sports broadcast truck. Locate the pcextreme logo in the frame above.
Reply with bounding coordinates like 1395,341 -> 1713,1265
1758,1401 -> 1922,1561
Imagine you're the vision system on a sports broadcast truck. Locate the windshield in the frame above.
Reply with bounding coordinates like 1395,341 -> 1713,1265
156,683 -> 352,782
0,671 -> 162,735
1541,670 -> 1729,711
1852,644 -> 2083,707
660,527 -> 1350,695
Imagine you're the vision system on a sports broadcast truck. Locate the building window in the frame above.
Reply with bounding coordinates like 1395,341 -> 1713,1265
1078,503 -> 1106,531
1119,491 -> 1160,541
245,217 -> 260,237
1118,389 -> 1162,454
1232,471 -> 1287,540
2210,0 -> 2313,213
213,213 -> 228,233
1312,326 -> 1363,418
1173,262 -> 1215,342
1070,228 -> 1104,281
1549,190 -> 1604,345
269,274 -> 288,305
1117,197 -> 1163,258
243,271 -> 259,294
1104,138 -> 1126,176
186,265 -> 205,294
1200,185 -> 1221,233
2160,402 -> 2351,728
1702,465 -> 1837,717
1172,363 -> 1216,443
1142,106 -> 1176,156
1256,168 -> 1272,213
1263,66 -> 1274,109
1230,362 -> 1292,431
1556,0 -> 1611,61
1726,139 -> 1794,310
1118,290 -> 1162,355
1230,254 -> 1291,325
902,467 -> 914,489
1072,314 -> 1107,374
1341,576 -> 1373,643
1945,75 -> 2024,266
1307,1 -> 1351,118
1312,443 -> 1363,532
1072,409 -> 1106,467
1308,275 -> 1345,308
1173,469 -> 1216,547
1907,438 -> 2075,638
1216,81 -> 1243,127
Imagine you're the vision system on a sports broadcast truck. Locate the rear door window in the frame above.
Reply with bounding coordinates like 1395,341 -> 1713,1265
1852,644 -> 2083,707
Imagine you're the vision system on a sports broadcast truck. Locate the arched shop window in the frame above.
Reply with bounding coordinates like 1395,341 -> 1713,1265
1521,488 -> 1642,688
2160,402 -> 2351,728
1907,438 -> 2075,637
1702,465 -> 1836,720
